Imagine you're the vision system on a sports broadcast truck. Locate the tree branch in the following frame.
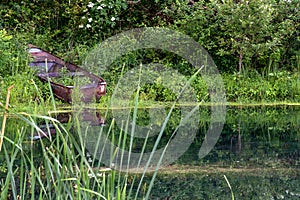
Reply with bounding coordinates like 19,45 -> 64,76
127,0 -> 141,5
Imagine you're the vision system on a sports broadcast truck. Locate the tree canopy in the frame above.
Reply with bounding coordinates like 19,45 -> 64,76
0,0 -> 299,72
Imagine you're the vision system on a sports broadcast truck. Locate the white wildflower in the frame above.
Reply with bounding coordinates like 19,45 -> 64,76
97,0 -> 101,2
88,18 -> 93,22
101,4 -> 106,7
111,17 -> 116,21
97,6 -> 103,10
86,24 -> 91,28
78,24 -> 84,28
88,2 -> 94,8
82,16 -> 86,19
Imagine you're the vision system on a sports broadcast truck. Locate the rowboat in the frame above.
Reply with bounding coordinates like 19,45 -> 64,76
28,44 -> 106,103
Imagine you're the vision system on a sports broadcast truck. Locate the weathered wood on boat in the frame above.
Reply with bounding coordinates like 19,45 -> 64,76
28,44 -> 106,103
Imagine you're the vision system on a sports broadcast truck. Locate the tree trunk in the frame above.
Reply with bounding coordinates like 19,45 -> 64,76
238,50 -> 243,73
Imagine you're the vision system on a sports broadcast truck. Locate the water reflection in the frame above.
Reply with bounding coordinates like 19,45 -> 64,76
133,106 -> 300,199
1,106 -> 299,199
32,109 -> 105,140
179,106 -> 300,167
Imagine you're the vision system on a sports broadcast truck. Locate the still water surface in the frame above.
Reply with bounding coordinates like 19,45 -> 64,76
142,106 -> 300,199
1,105 -> 299,199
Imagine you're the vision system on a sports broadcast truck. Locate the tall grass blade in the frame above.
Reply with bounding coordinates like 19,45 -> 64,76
0,85 -> 14,152
224,175 -> 235,200
136,66 -> 203,199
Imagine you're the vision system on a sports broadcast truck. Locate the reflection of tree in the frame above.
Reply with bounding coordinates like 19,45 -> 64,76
221,106 -> 300,165
230,114 -> 241,156
228,105 -> 241,155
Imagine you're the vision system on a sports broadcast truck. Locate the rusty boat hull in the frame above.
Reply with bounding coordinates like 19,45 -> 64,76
28,44 -> 106,103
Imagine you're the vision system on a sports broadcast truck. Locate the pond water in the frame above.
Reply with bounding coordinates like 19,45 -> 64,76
69,105 -> 299,199
0,105 -> 299,199
137,106 -> 300,199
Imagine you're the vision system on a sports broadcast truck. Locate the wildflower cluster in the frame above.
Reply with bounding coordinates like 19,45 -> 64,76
79,0 -> 128,33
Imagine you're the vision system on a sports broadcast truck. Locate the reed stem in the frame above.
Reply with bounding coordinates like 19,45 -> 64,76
0,85 -> 14,151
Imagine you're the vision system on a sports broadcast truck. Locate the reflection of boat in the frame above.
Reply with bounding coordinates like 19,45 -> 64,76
28,44 -> 106,103
55,110 -> 106,126
32,109 -> 106,140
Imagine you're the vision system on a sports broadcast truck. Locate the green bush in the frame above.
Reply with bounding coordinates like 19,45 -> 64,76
169,0 -> 299,72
